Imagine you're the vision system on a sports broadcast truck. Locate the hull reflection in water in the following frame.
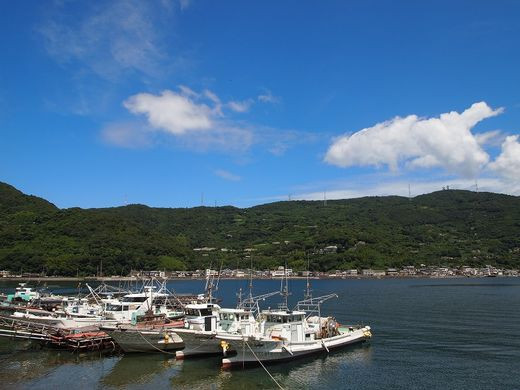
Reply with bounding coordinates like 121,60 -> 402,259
101,355 -> 180,387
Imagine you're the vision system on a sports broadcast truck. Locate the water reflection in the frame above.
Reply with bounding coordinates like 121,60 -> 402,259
0,339 -> 114,386
102,354 -> 180,387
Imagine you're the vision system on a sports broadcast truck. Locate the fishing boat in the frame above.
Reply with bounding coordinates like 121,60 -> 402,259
7,283 -> 41,303
10,307 -> 119,329
174,269 -> 280,359
219,264 -> 372,368
104,288 -> 279,356
219,295 -> 372,368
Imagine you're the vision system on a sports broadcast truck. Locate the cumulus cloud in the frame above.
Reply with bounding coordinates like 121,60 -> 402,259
112,87 -> 256,152
105,86 -> 314,154
488,135 -> 520,181
325,102 -> 503,178
475,130 -> 503,146
124,90 -> 213,135
215,169 -> 241,181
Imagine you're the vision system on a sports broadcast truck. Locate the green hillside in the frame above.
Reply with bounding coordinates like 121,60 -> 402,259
0,182 -> 519,276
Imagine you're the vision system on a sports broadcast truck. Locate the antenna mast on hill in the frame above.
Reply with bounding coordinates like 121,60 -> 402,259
408,184 -> 411,200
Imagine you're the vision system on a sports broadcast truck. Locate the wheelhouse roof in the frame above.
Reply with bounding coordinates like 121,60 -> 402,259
185,303 -> 220,310
261,310 -> 306,316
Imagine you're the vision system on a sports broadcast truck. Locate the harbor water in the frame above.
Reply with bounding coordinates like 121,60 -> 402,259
1,277 -> 519,389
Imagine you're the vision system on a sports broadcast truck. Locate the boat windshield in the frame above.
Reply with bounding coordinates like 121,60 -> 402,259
121,296 -> 147,303
220,313 -> 239,321
265,314 -> 304,323
185,308 -> 213,317
105,304 -> 130,311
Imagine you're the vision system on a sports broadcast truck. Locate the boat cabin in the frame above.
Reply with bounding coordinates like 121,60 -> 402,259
8,284 -> 40,302
184,303 -> 220,332
218,308 -> 256,335
258,310 -> 307,342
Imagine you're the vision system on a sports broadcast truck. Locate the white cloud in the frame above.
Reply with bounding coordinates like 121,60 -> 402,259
113,87 -> 255,152
325,102 -> 503,178
475,130 -> 503,146
106,87 -> 316,154
124,90 -> 213,135
293,177 -> 519,201
228,99 -> 253,113
488,135 -> 520,181
39,0 -> 172,80
215,169 -> 241,181
258,90 -> 280,104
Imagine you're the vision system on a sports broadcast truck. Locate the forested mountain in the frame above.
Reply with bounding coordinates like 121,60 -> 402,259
1,182 -> 519,276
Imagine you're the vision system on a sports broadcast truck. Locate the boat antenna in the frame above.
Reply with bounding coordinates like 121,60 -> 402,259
304,252 -> 312,300
215,257 -> 224,293
279,260 -> 290,310
236,287 -> 243,307
248,254 -> 254,302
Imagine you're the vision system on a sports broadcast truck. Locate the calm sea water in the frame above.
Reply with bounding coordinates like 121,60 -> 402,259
1,277 -> 519,389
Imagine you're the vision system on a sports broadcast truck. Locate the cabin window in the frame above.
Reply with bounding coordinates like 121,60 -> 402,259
185,309 -> 201,316
199,308 -> 212,316
121,296 -> 147,303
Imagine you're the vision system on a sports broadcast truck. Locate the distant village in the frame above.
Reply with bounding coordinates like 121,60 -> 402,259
1,265 -> 518,281
128,264 -> 518,280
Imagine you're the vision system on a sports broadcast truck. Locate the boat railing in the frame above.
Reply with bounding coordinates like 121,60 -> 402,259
295,293 -> 338,318
238,291 -> 280,316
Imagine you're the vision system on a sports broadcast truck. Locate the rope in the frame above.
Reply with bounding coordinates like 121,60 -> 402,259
136,331 -> 178,355
244,341 -> 285,390
177,330 -> 217,352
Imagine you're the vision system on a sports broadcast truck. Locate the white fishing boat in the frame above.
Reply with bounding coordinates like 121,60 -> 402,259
10,307 -> 119,329
104,302 -> 259,356
102,279 -> 184,323
104,290 -> 278,356
174,276 -> 280,359
219,266 -> 372,368
7,283 -> 41,302
220,308 -> 371,367
101,323 -> 185,353
100,301 -> 219,354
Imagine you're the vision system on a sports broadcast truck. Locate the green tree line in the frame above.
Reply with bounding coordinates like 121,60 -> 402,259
1,182 -> 519,276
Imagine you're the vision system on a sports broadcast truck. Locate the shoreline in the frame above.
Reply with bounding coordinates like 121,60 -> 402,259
0,275 -> 516,282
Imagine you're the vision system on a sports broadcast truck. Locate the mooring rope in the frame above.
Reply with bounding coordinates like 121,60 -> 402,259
244,341 -> 285,390
136,331 -> 178,355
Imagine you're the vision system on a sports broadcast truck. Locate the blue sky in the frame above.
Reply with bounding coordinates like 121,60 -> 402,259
1,0 -> 519,208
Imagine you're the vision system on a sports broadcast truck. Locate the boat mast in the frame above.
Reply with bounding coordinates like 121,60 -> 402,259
248,255 -> 254,303
304,252 -> 312,300
279,261 -> 290,310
